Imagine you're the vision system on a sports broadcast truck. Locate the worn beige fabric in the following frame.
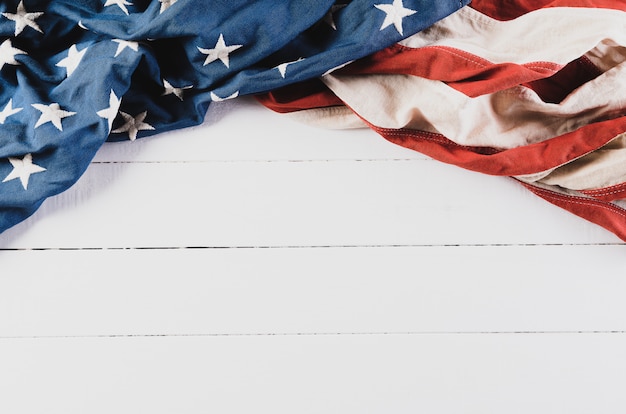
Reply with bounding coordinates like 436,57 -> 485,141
320,58 -> 626,149
399,6 -> 626,67
526,133 -> 626,191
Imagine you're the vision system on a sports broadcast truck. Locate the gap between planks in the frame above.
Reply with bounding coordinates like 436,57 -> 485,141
3,330 -> 626,340
1,242 -> 623,251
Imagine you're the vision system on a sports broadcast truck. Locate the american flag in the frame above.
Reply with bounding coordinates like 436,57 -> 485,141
258,0 -> 626,241
2,0 -> 626,242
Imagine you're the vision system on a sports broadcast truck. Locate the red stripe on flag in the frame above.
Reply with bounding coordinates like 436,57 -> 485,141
340,44 -> 601,99
519,180 -> 626,241
369,117 -> 626,176
255,79 -> 341,114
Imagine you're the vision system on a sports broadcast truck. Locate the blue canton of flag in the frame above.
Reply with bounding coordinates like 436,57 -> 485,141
0,0 -> 470,233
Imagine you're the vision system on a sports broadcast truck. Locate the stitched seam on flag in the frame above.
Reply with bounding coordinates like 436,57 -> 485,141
426,45 -> 492,68
395,44 -> 563,73
582,183 -> 626,197
524,64 -> 559,72
425,46 -> 560,72
375,127 -> 501,154
523,62 -> 562,69
526,185 -> 626,218
585,190 -> 626,196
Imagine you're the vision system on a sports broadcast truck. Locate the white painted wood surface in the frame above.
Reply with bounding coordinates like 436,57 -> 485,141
1,97 -> 625,413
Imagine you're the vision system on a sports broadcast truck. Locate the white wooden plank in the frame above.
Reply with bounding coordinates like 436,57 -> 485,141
1,333 -> 625,413
0,159 -> 619,249
92,97 -> 424,162
1,245 -> 625,337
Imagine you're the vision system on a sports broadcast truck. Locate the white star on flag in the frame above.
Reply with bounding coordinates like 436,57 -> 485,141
197,33 -> 242,68
0,39 -> 26,70
2,0 -> 43,36
97,90 -> 122,133
32,103 -> 76,131
374,0 -> 417,36
210,91 -> 239,102
112,39 -> 139,57
276,57 -> 305,78
158,0 -> 178,13
56,44 -> 87,77
0,99 -> 22,124
112,111 -> 155,141
162,79 -> 192,101
2,153 -> 46,190
104,0 -> 133,15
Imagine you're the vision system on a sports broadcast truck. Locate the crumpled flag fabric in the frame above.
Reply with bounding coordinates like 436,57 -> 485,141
258,0 -> 626,240
0,0 -> 469,234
